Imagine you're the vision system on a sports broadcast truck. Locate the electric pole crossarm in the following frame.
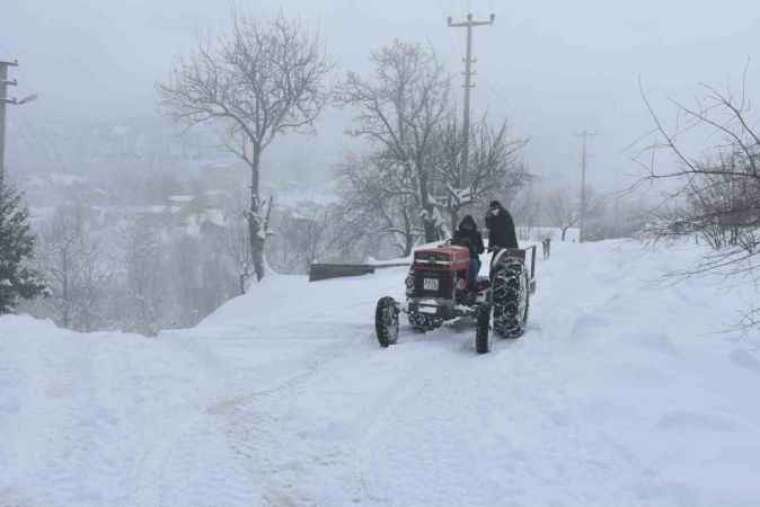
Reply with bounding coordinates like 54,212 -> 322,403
448,20 -> 494,27
447,13 -> 495,27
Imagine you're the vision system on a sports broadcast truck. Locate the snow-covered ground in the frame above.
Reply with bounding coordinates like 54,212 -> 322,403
2,240 -> 760,507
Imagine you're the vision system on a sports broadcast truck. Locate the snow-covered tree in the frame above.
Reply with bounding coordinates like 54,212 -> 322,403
38,204 -> 111,330
640,78 -> 760,253
125,218 -> 164,335
545,185 -> 604,241
337,40 -> 529,251
222,201 -> 252,294
546,190 -> 579,241
338,40 -> 450,243
432,115 -> 529,232
0,184 -> 45,314
336,153 -> 422,257
267,203 -> 331,273
159,12 -> 332,281
637,76 -> 760,328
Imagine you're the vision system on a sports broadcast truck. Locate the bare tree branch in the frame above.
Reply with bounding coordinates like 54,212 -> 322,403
159,12 -> 332,280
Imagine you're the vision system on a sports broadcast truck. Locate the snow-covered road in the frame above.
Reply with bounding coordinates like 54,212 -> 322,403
2,240 -> 760,506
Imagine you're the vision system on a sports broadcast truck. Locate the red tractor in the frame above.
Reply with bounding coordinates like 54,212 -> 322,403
375,243 -> 537,354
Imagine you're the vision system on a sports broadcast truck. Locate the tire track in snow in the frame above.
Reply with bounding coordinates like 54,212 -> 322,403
135,322 -> 375,506
213,337 -> 373,505
128,336 -> 261,507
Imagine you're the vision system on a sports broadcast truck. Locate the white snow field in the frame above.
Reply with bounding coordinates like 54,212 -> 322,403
2,239 -> 760,507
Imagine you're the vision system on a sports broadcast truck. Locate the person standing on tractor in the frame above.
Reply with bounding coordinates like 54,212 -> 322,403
452,215 -> 484,288
485,200 -> 518,251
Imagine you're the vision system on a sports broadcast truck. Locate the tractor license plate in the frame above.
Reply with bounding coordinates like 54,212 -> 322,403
423,278 -> 439,291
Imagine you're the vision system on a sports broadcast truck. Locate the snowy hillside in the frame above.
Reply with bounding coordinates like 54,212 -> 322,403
2,240 -> 760,507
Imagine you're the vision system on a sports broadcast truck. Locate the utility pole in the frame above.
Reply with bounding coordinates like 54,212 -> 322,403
447,12 -> 495,177
0,59 -> 36,191
0,59 -> 19,191
576,130 -> 596,243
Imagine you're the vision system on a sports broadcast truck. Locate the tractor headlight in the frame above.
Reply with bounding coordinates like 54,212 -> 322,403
405,275 -> 415,288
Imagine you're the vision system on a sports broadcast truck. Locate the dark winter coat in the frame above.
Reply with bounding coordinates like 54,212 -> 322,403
485,204 -> 518,250
452,215 -> 485,257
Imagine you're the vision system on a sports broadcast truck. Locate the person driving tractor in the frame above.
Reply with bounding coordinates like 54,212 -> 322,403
485,200 -> 518,251
452,215 -> 484,288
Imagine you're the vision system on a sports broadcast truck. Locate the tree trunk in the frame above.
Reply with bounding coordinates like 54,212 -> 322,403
561,227 -> 568,241
404,235 -> 414,257
249,217 -> 266,281
422,214 -> 438,243
402,207 -> 415,257
248,144 -> 266,281
62,248 -> 70,328
450,208 -> 459,238
418,174 -> 439,243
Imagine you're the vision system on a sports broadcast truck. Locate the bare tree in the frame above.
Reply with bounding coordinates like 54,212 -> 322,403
125,217 -> 164,336
546,186 -> 603,241
634,74 -> 760,329
637,74 -> 760,327
585,192 -> 648,241
637,74 -> 760,270
221,191 -> 253,294
38,204 -> 111,331
432,115 -> 529,232
40,211 -> 77,328
298,211 -> 329,270
546,190 -> 579,241
336,153 -> 421,257
338,40 -> 450,242
159,12 -> 332,280
511,181 -> 541,241
270,204 -> 330,272
683,166 -> 760,250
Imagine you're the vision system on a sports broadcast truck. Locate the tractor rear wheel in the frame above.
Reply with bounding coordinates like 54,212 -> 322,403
375,297 -> 399,347
491,260 -> 530,339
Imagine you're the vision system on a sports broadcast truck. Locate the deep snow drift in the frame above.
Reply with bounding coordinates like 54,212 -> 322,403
2,239 -> 760,507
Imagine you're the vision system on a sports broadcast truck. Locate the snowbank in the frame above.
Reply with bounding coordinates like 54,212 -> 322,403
1,239 -> 759,506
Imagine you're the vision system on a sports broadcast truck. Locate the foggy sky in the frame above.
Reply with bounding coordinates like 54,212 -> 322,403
2,0 -> 759,190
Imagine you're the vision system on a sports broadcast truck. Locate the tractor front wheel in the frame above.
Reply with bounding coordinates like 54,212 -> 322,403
375,297 -> 400,348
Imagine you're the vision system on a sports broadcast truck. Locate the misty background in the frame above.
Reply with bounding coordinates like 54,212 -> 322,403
2,0 -> 759,333
4,0 -> 759,186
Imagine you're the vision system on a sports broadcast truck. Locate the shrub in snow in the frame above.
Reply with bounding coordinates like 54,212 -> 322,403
0,184 -> 46,313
